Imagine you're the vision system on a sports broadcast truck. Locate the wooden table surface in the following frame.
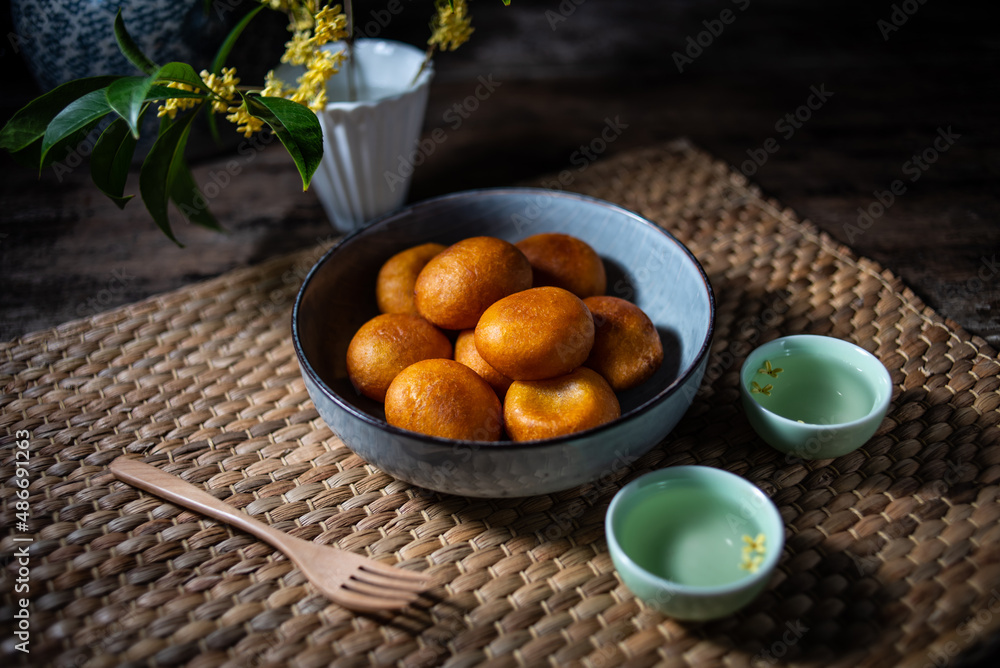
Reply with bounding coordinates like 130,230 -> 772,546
0,0 -> 997,662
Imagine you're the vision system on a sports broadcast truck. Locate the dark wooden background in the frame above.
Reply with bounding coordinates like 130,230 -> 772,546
1,0 -> 999,663
1,0 -> 997,347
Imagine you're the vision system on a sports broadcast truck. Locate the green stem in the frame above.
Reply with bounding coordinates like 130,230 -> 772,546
411,45 -> 436,87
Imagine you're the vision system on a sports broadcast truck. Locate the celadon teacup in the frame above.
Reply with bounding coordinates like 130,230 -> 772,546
605,465 -> 785,621
739,335 -> 892,460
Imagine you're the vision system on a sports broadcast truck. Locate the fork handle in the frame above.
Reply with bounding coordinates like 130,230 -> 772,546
110,457 -> 290,551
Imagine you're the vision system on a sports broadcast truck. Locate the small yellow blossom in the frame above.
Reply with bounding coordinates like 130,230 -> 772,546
261,70 -> 290,98
743,533 -> 766,554
292,48 -> 345,112
226,104 -> 266,138
739,533 -> 767,573
312,4 -> 348,47
758,360 -> 783,378
428,0 -> 474,52
750,381 -> 773,396
739,552 -> 764,574
281,30 -> 315,66
156,81 -> 200,120
199,67 -> 240,114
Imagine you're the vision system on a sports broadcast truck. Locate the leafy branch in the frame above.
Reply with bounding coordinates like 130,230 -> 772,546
0,9 -> 322,246
0,0 -> 505,245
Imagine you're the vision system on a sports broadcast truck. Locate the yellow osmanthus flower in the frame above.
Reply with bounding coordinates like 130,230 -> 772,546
742,533 -> 766,555
738,533 -> 767,573
757,360 -> 783,378
199,67 -> 240,114
282,30 -> 315,66
261,70 -> 290,98
156,81 -> 200,120
739,552 -> 764,574
429,0 -> 474,52
312,4 -> 348,47
226,105 -> 266,138
291,48 -> 346,112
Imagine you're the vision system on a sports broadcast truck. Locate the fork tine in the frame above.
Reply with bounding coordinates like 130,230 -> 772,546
359,560 -> 432,583
330,587 -> 414,612
343,577 -> 427,602
354,567 -> 433,592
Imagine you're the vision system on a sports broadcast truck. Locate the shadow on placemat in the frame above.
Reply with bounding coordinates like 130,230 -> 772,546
1,139 -> 999,667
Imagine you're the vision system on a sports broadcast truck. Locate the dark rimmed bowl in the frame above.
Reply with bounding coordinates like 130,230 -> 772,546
292,188 -> 715,497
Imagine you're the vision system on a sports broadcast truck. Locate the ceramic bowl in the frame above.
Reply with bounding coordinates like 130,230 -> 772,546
739,335 -> 892,460
605,465 -> 785,621
292,188 -> 715,497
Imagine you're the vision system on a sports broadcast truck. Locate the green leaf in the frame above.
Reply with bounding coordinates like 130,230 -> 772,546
243,93 -> 323,190
139,112 -> 199,246
17,119 -> 104,173
114,9 -> 158,75
155,62 -> 205,89
170,162 -> 223,232
106,76 -> 152,137
40,90 -> 112,165
0,76 -> 120,154
211,4 -> 265,75
145,84 -> 206,102
90,117 -> 138,209
108,63 -> 206,137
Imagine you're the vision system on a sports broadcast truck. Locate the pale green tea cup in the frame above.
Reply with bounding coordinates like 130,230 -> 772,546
605,465 -> 785,621
740,335 -> 892,460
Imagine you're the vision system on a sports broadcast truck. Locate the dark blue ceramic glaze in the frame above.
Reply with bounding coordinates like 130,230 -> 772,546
11,0 -> 220,90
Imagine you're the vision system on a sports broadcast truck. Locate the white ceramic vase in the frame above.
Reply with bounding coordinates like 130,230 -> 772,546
307,39 -> 433,233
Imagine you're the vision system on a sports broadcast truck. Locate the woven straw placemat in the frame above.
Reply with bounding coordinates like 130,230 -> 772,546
3,139 -> 999,668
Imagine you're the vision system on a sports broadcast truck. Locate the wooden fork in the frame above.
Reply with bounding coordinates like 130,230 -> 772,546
109,457 -> 432,612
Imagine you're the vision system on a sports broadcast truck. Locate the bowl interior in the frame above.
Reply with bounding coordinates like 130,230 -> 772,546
295,188 -> 714,442
607,466 -> 784,593
741,335 -> 892,427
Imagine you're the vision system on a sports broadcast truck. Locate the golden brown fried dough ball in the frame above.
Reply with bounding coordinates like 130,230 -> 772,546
454,329 -> 513,398
504,367 -> 620,441
385,359 -> 503,441
515,232 -> 606,298
376,242 -> 447,314
475,286 -> 594,381
583,296 -> 663,391
346,313 -> 452,402
414,236 -> 532,330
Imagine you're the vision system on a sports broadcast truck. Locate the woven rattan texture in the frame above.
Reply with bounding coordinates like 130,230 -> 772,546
3,140 -> 1000,668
